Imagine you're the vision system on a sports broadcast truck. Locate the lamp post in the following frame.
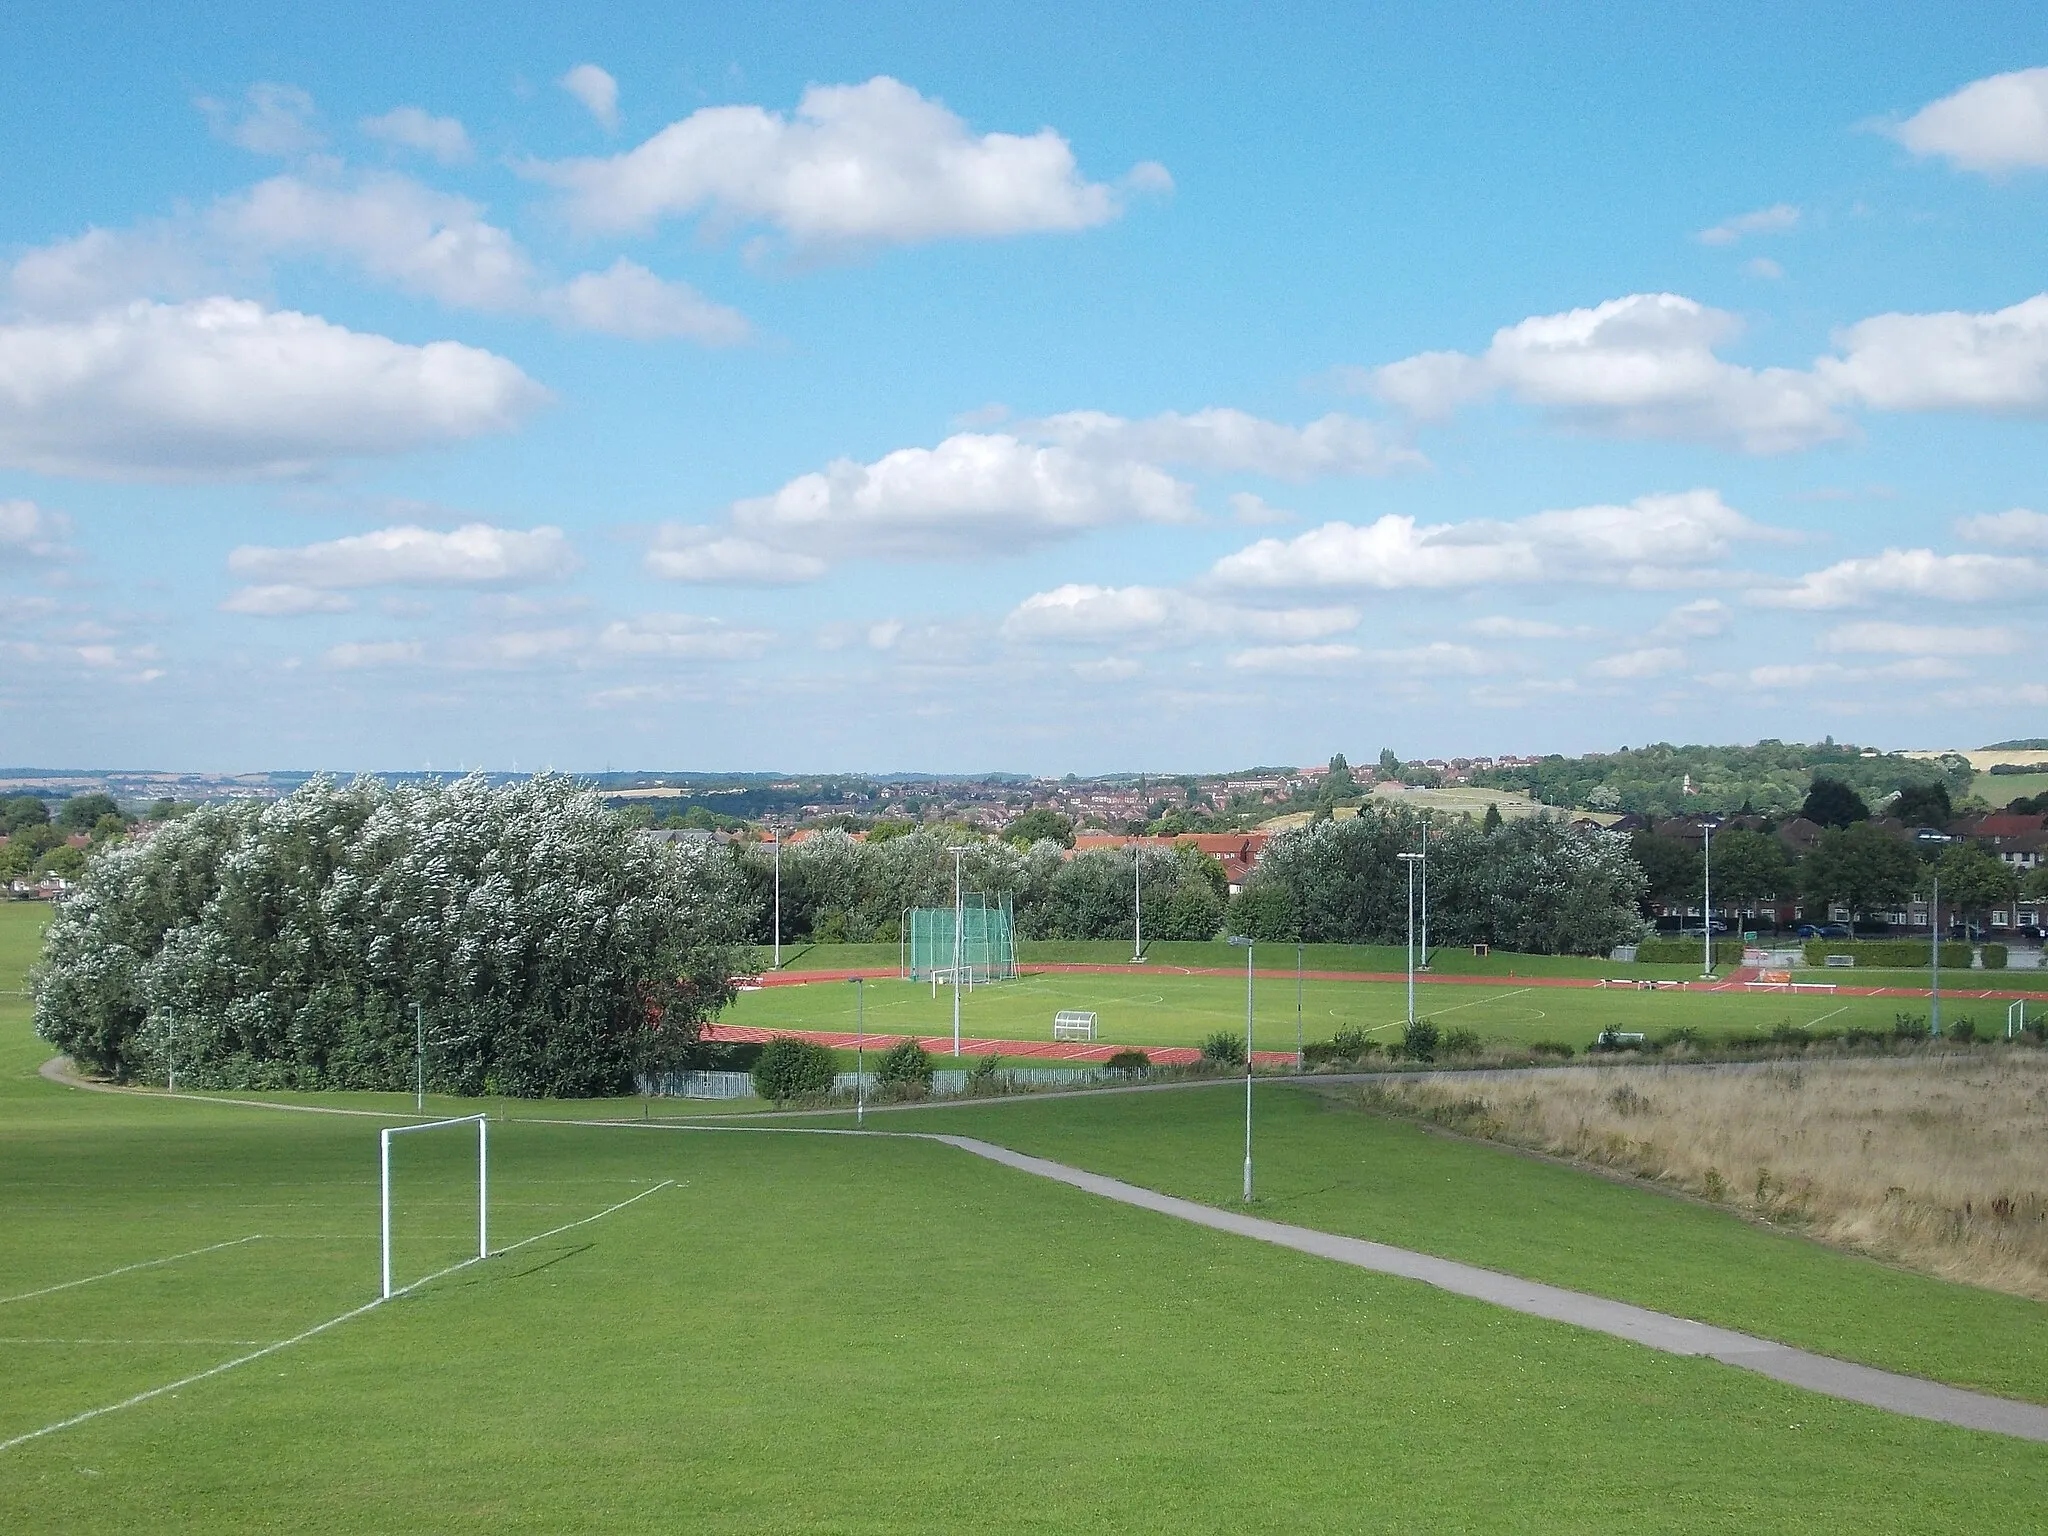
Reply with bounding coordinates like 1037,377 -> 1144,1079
1398,852 -> 1424,1023
771,823 -> 784,971
1700,818 -> 1719,980
1132,842 -> 1144,965
1931,874 -> 1942,1040
848,976 -> 867,1128
947,845 -> 969,1056
1228,935 -> 1255,1201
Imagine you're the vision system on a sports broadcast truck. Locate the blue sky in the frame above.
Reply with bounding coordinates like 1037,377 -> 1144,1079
4,3 -> 2047,773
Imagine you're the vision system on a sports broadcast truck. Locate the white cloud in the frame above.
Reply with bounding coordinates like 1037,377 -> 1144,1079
644,532 -> 829,585
1365,642 -> 1493,675
229,524 -> 578,588
597,612 -> 774,660
323,639 -> 423,669
1213,489 -> 1771,591
1226,643 -> 1363,673
219,584 -> 356,616
1655,597 -> 1730,637
1229,491 -> 1293,524
1073,656 -> 1141,681
1957,507 -> 2048,548
1002,583 -> 1357,646
1753,549 -> 2040,609
6,225 -> 205,316
531,76 -> 1139,247
1470,615 -> 1579,639
361,106 -> 472,165
1745,257 -> 1785,280
0,500 -> 73,565
1028,407 -> 1421,478
550,258 -> 750,343
866,620 -> 905,651
1589,646 -> 1685,680
1892,67 -> 2048,173
200,83 -> 322,156
1819,621 -> 2019,656
1362,293 -> 1846,452
561,64 -> 621,131
1697,203 -> 1799,246
1816,295 -> 2048,413
0,299 -> 544,480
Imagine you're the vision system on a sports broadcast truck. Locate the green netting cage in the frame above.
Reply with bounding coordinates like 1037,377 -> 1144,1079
902,896 -> 1019,983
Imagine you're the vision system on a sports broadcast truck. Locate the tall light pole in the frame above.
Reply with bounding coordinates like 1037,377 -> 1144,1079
947,845 -> 968,1057
1295,939 -> 1304,1072
771,823 -> 784,971
413,1000 -> 424,1112
1131,842 -> 1144,965
1700,818 -> 1718,980
1417,819 -> 1431,971
848,976 -> 867,1128
1398,852 -> 1424,1023
1228,934 -> 1254,1202
1931,874 -> 1943,1040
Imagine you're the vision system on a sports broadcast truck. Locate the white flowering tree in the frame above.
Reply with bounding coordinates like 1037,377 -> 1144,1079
34,774 -> 747,1095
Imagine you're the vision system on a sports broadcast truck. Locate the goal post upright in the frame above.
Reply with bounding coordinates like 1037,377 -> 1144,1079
380,1113 -> 490,1300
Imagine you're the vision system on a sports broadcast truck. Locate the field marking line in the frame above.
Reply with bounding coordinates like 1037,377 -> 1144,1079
0,1183 -> 671,1456
1375,985 -> 1536,1032
1803,1004 -> 1852,1030
0,1236 -> 265,1307
0,1338 -> 270,1347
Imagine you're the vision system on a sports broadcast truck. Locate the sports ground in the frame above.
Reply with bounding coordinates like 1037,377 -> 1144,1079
9,902 -> 2048,1531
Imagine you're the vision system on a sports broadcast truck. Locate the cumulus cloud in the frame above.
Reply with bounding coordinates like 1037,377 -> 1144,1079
1226,643 -> 1363,673
1697,203 -> 1799,246
597,612 -> 774,660
1027,407 -> 1422,478
1588,646 -> 1686,680
228,524 -> 578,588
1655,597 -> 1731,637
0,299 -> 545,479
644,531 -> 829,584
361,106 -> 472,164
200,83 -> 323,156
1753,549 -> 2040,609
1891,66 -> 2048,173
1213,489 -> 1773,592
530,76 -> 1144,247
1001,584 -> 1357,646
1470,615 -> 1580,639
5,225 -> 206,316
549,258 -> 750,343
219,583 -> 356,616
0,500 -> 74,565
1817,295 -> 2048,414
1957,507 -> 2048,548
323,639 -> 424,669
1818,621 -> 2020,655
561,64 -> 621,131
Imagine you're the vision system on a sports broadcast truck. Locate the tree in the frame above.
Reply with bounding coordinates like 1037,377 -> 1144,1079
57,793 -> 120,830
1935,842 -> 2019,935
1,795 -> 50,835
1320,754 -> 1359,804
1005,808 -> 1074,848
1891,782 -> 1953,827
1481,803 -> 1503,833
1801,778 -> 1869,829
1628,831 -> 1700,909
1800,822 -> 1917,921
1708,828 -> 1793,907
1377,748 -> 1402,779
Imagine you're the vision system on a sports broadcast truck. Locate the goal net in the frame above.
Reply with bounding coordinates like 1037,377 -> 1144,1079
380,1115 -> 488,1298
902,896 -> 1019,983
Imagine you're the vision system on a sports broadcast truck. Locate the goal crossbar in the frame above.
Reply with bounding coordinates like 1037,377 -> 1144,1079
380,1114 -> 488,1300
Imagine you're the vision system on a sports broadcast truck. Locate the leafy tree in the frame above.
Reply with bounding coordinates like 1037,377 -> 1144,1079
57,793 -> 120,830
1891,782 -> 1953,827
1800,822 -> 1917,921
1800,778 -> 1870,829
753,1037 -> 835,1100
1,795 -> 50,835
37,844 -> 86,878
1629,831 -> 1700,908
1934,842 -> 2019,934
1377,748 -> 1402,778
1708,828 -> 1793,905
1005,808 -> 1074,848
1319,754 -> 1359,805
1482,803 -> 1503,833
877,1038 -> 933,1086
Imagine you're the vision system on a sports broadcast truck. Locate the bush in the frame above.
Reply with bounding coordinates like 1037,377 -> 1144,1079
1802,940 -> 1972,968
753,1037 -> 835,1101
1331,1025 -> 1375,1058
878,1038 -> 934,1086
1983,943 -> 2009,970
967,1052 -> 1002,1092
1399,1018 -> 1440,1062
1200,1031 -> 1246,1067
1893,1013 -> 1929,1040
1656,1026 -> 1703,1052
1945,1017 -> 1978,1044
1841,1027 -> 1885,1048
1105,1048 -> 1151,1075
1440,1027 -> 1483,1057
1528,1040 -> 1575,1060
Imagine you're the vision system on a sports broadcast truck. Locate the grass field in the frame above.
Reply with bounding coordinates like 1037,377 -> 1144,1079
12,901 -> 2048,1529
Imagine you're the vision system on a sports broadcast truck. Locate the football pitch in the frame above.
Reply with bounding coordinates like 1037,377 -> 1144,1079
9,904 -> 2048,1530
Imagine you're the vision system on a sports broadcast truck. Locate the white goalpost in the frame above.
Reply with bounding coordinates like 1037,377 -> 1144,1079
380,1114 -> 489,1300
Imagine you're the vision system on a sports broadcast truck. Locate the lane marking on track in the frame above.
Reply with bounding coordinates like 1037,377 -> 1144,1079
0,1185 -> 670,1455
0,1236 -> 265,1308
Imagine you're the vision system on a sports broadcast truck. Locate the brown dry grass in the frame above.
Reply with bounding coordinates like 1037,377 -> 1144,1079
1357,1053 -> 2048,1300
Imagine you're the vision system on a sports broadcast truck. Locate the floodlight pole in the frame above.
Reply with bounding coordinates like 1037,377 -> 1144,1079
1701,820 -> 1716,980
1931,874 -> 1942,1039
413,1001 -> 424,1112
1132,842 -> 1144,964
1399,853 -> 1424,1024
771,824 -> 783,971
1418,820 -> 1430,970
850,976 -> 866,1128
948,845 -> 968,1056
1230,935 -> 1254,1202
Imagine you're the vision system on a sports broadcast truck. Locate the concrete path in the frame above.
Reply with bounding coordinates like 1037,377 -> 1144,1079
919,1131 -> 2048,1444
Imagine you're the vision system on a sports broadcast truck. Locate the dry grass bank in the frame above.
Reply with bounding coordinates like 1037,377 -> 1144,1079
1345,1053 -> 2048,1300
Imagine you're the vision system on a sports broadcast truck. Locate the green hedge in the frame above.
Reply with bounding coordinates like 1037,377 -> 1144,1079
1984,943 -> 2009,970
1801,940 -> 1973,968
1633,939 -> 1746,965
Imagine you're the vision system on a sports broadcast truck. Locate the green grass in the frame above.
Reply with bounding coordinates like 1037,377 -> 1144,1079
11,902 -> 2048,1530
1973,769 -> 2048,806
886,1083 -> 2048,1404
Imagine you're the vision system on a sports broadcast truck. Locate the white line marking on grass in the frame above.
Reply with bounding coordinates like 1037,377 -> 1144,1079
1378,986 -> 1535,1030
0,1339 -> 268,1347
0,1185 -> 670,1455
0,1236 -> 264,1307
1803,1004 -> 1852,1030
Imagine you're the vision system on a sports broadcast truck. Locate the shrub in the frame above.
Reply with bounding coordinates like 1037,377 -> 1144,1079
1105,1048 -> 1151,1075
1770,1022 -> 1810,1045
1399,1018 -> 1440,1062
1200,1031 -> 1247,1067
1893,1013 -> 1930,1040
967,1052 -> 1002,1092
1332,1025 -> 1374,1058
1802,940 -> 1972,968
1841,1027 -> 1885,1047
1441,1027 -> 1483,1057
1528,1040 -> 1575,1060
753,1037 -> 835,1101
1983,943 -> 2009,970
1945,1017 -> 1979,1044
878,1038 -> 934,1086
1656,1026 -> 1703,1052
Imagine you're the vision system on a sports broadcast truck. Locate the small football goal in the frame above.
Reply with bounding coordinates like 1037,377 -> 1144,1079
380,1114 -> 488,1299
902,895 -> 1019,983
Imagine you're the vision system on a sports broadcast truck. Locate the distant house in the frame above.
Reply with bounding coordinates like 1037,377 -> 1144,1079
1774,816 -> 1825,855
1071,831 -> 1270,895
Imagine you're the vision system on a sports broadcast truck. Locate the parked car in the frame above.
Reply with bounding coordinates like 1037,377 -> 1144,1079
1796,922 -> 1852,939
